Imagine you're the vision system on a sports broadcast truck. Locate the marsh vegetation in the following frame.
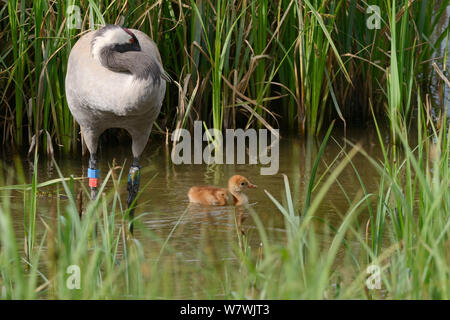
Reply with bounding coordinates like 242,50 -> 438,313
0,0 -> 449,299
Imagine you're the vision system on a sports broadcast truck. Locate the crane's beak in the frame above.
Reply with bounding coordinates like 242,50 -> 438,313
248,182 -> 257,189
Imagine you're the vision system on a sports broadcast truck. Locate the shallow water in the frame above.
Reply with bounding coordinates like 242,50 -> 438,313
2,127 -> 387,269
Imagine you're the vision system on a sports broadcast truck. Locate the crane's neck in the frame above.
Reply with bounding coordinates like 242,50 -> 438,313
94,46 -> 162,84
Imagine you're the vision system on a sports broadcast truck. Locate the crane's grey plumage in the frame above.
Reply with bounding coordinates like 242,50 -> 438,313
65,25 -> 168,231
66,25 -> 167,157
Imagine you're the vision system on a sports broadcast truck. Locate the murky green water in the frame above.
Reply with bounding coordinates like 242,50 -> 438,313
2,127 -> 386,268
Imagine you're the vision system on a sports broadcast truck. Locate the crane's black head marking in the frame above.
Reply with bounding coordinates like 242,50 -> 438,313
112,28 -> 141,53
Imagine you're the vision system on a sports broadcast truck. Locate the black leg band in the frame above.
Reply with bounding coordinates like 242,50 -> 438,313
127,157 -> 141,233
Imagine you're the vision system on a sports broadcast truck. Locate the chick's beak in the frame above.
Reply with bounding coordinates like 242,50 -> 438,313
248,182 -> 257,189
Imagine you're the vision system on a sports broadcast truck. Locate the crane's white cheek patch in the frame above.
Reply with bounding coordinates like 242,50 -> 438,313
91,28 -> 131,63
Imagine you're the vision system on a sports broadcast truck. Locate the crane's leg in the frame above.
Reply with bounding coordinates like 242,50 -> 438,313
81,127 -> 100,202
87,153 -> 100,238
127,126 -> 152,234
127,157 -> 141,233
88,153 -> 99,200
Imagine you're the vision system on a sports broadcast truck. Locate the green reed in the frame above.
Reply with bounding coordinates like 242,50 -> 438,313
0,1 -> 447,152
234,114 -> 449,299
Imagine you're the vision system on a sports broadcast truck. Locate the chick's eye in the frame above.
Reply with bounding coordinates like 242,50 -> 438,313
241,182 -> 246,186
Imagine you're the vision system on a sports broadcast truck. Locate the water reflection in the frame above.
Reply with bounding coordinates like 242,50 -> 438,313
3,127 -> 388,268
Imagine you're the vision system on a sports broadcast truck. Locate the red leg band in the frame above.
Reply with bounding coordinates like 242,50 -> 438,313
89,178 -> 98,188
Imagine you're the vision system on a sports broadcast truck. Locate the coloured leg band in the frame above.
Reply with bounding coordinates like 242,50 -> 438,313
88,168 -> 100,188
88,168 -> 100,178
89,178 -> 98,188
128,166 -> 141,185
127,166 -> 141,205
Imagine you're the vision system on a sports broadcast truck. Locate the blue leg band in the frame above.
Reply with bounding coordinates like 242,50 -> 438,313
88,168 -> 100,179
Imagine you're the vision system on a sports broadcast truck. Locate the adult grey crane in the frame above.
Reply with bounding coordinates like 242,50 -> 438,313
65,24 -> 169,231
